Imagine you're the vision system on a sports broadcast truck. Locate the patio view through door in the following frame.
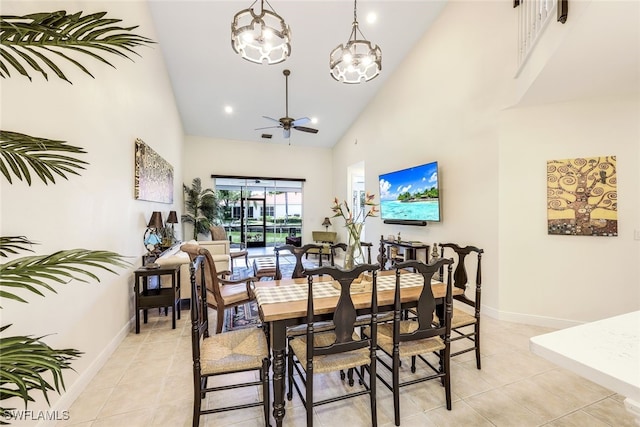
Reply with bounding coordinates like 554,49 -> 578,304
243,197 -> 265,248
212,176 -> 304,249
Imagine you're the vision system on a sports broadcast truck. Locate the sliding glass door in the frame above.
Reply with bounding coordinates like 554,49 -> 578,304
213,176 -> 304,248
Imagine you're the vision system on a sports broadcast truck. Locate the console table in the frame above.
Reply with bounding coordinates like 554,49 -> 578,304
377,237 -> 430,269
133,264 -> 181,333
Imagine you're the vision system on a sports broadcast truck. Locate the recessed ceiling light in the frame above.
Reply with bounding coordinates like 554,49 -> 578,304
311,117 -> 318,124
366,12 -> 377,24
224,105 -> 233,114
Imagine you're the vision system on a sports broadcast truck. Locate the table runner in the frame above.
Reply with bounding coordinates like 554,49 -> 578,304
254,273 -> 436,306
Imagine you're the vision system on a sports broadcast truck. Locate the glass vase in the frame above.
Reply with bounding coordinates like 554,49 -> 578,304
343,222 -> 365,269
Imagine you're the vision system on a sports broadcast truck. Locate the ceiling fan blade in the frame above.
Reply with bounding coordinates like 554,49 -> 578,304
292,117 -> 310,127
262,116 -> 281,123
260,71 -> 311,139
293,126 -> 319,134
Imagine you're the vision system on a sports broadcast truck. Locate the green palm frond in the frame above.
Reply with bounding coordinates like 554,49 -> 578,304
0,130 -> 87,186
183,178 -> 217,239
0,324 -> 82,412
0,248 -> 130,305
0,237 -> 33,258
182,178 -> 219,240
0,10 -> 155,83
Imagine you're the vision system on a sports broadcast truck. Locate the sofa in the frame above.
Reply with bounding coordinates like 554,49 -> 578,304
155,240 -> 231,301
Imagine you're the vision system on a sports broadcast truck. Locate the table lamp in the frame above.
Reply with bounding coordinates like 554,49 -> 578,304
144,211 -> 163,255
322,217 -> 332,231
165,210 -> 178,245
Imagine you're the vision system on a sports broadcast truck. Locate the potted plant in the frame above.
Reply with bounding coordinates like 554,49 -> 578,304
182,178 -> 219,240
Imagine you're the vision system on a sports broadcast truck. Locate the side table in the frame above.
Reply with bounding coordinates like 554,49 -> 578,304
133,265 -> 181,333
378,239 -> 430,269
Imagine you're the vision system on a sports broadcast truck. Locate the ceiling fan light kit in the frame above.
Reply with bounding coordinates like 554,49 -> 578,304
330,0 -> 382,84
231,0 -> 291,65
255,69 -> 319,139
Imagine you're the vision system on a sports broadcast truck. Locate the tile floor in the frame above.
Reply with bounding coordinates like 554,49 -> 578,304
56,307 -> 636,427
56,251 -> 635,426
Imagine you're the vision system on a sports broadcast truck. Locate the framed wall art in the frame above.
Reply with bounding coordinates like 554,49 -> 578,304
547,155 -> 617,236
134,138 -> 174,203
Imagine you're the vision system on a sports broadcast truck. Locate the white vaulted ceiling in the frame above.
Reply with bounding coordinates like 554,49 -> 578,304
148,1 -> 448,147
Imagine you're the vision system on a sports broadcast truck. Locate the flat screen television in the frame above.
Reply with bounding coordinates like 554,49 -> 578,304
378,161 -> 441,225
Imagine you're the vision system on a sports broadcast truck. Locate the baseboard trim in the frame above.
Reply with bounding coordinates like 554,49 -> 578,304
481,304 -> 584,329
36,320 -> 132,427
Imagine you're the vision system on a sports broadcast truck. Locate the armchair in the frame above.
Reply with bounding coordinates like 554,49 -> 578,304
210,225 -> 249,273
306,231 -> 339,260
181,243 -> 256,334
155,239 -> 231,301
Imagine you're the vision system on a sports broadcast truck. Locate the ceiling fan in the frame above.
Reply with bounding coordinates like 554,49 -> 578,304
257,69 -> 319,139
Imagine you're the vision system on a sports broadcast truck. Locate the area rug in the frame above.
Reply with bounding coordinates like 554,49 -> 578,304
223,301 -> 260,332
221,255 -> 322,332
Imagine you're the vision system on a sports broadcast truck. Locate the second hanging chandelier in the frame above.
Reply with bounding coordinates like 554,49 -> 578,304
329,0 -> 382,84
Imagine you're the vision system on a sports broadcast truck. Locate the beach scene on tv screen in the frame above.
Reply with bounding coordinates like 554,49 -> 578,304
379,162 -> 440,221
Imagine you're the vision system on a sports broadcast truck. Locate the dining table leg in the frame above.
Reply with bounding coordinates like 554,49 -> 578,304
271,320 -> 287,426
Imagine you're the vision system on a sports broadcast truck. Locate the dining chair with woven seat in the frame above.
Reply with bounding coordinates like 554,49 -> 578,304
273,243 -> 326,280
274,244 -> 344,395
364,258 -> 453,426
181,243 -> 257,334
188,255 -> 271,427
287,264 -> 380,427
439,242 -> 484,369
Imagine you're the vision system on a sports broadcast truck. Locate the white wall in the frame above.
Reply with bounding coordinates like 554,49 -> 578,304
499,96 -> 640,326
0,1 -> 183,422
332,0 -> 512,311
332,0 -> 639,327
182,135 -> 333,244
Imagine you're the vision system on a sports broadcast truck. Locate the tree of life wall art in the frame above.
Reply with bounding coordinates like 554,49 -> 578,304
547,156 -> 617,236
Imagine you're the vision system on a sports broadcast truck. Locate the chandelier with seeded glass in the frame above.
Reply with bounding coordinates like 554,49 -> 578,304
329,0 -> 382,83
231,0 -> 291,65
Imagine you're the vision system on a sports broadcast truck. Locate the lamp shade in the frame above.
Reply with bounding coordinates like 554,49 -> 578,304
147,211 -> 163,229
166,210 -> 178,224
322,217 -> 332,227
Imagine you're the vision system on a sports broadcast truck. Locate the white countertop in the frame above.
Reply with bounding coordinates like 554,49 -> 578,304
530,310 -> 640,403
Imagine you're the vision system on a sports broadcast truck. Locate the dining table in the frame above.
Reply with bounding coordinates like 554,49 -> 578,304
253,269 -> 462,426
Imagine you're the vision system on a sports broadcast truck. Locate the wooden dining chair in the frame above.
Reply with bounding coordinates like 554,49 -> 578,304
439,242 -> 484,369
188,255 -> 271,427
181,243 -> 257,334
273,243 -> 325,279
364,258 -> 453,426
274,244 -> 344,397
287,264 -> 380,427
